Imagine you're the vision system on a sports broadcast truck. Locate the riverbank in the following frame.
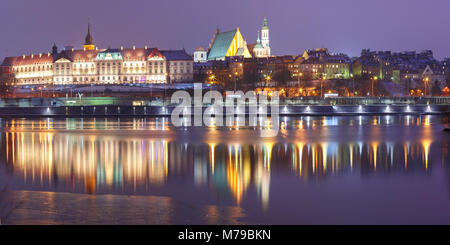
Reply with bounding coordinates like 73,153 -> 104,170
1,190 -> 245,225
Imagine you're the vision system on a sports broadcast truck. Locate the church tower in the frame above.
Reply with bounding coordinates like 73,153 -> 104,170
83,21 -> 95,50
261,17 -> 270,56
52,43 -> 58,56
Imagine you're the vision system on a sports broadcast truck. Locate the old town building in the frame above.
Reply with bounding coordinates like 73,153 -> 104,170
0,24 -> 193,86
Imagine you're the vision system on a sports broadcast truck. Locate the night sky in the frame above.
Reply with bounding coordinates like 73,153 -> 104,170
1,0 -> 450,60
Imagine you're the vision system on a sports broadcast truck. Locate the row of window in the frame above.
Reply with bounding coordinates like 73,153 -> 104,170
54,76 -> 167,82
13,65 -> 52,72
14,61 -> 191,72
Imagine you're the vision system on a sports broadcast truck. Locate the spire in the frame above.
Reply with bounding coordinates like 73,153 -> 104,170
83,19 -> 95,50
257,31 -> 261,43
262,16 -> 268,30
52,43 -> 58,55
84,20 -> 93,46
209,25 -> 220,50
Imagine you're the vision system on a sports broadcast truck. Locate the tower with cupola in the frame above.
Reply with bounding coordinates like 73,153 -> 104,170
260,17 -> 270,56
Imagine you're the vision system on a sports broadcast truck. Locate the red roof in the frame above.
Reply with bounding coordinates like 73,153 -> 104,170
2,53 -> 53,66
121,47 -> 149,61
148,48 -> 164,59
68,49 -> 103,62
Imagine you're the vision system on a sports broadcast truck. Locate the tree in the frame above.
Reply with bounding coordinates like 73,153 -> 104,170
431,80 -> 442,96
0,76 -> 9,96
193,73 -> 207,83
446,73 -> 450,87
243,65 -> 259,90
273,68 -> 291,87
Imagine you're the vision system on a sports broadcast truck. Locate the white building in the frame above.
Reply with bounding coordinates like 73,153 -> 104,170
194,46 -> 207,62
0,25 -> 193,85
252,17 -> 271,58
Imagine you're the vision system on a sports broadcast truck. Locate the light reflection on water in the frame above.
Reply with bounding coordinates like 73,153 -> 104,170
0,115 -> 449,224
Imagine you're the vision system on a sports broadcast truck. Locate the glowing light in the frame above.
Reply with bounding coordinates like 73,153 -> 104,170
422,139 -> 431,170
305,106 -> 311,113
406,105 -> 411,113
385,105 -> 391,113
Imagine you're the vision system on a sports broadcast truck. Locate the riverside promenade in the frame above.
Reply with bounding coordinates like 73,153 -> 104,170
0,96 -> 449,117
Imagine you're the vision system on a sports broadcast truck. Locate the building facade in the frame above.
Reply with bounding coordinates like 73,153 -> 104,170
207,27 -> 252,61
250,17 -> 271,58
300,48 -> 351,80
0,26 -> 193,86
193,46 -> 207,62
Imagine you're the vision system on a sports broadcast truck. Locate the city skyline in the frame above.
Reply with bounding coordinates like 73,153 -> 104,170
2,0 -> 450,60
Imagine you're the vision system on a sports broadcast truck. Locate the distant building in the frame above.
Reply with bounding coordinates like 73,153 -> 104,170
207,27 -> 252,61
0,24 -> 194,86
193,46 -> 207,62
352,49 -> 446,91
161,49 -> 194,83
300,48 -> 351,79
249,17 -> 271,58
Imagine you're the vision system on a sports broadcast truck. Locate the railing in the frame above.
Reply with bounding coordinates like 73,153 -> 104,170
285,96 -> 450,105
0,96 -> 449,108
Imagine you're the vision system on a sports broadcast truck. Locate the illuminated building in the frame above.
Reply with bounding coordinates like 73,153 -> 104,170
207,27 -> 252,61
2,53 -> 54,85
0,24 -> 193,86
193,46 -> 207,63
352,49 -> 446,93
300,48 -> 351,80
248,17 -> 271,58
160,50 -> 194,82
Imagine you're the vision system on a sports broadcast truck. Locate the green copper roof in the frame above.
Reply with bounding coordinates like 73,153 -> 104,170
95,49 -> 123,60
208,29 -> 237,60
262,17 -> 268,30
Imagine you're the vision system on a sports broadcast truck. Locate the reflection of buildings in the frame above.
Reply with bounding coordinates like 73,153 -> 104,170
0,116 -> 447,206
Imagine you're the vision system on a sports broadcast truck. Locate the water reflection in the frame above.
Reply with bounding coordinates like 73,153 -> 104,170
1,115 -> 448,213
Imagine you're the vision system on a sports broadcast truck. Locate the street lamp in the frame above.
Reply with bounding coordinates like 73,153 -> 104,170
350,73 -> 354,96
405,75 -> 410,96
164,72 -> 168,104
209,74 -> 215,93
320,76 -> 326,98
371,76 -> 378,96
209,74 -> 215,83
297,72 -> 303,89
234,71 -> 238,92
423,77 -> 430,97
266,75 -> 271,88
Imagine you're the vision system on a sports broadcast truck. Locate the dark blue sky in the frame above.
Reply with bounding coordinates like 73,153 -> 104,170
2,0 -> 450,60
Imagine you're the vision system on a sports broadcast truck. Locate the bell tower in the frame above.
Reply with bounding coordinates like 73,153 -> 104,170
261,17 -> 269,49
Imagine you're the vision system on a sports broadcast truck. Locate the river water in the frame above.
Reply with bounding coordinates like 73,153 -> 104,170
0,115 -> 449,224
